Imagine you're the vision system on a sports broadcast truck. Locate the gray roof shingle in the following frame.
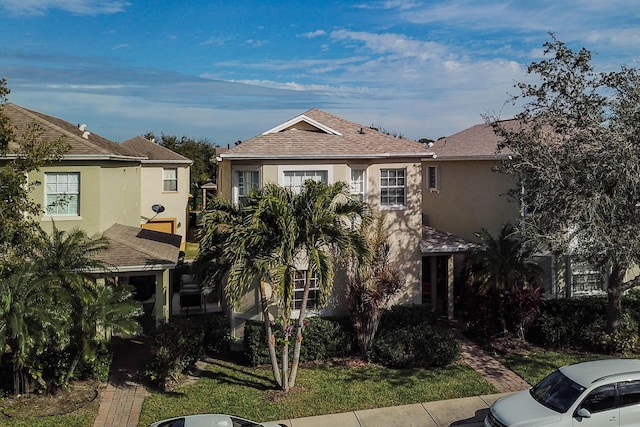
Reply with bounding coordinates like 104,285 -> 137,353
1,103 -> 143,160
94,223 -> 182,271
221,108 -> 434,160
121,136 -> 192,164
430,120 -> 517,160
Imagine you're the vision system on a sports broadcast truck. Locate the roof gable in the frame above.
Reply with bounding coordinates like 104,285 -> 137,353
222,108 -> 433,160
262,114 -> 343,136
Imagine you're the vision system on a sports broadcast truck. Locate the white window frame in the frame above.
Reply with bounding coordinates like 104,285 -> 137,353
278,165 -> 333,194
45,172 -> 80,216
350,168 -> 366,201
380,168 -> 406,208
427,166 -> 439,191
293,270 -> 319,311
232,168 -> 261,205
163,168 -> 178,192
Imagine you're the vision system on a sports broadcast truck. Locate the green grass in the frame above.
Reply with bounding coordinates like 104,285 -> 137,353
184,242 -> 199,260
496,350 -> 610,385
138,358 -> 497,426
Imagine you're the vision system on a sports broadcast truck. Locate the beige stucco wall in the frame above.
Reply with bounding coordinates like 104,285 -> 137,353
422,159 -> 520,241
31,161 -> 141,236
218,157 -> 424,318
139,164 -> 190,243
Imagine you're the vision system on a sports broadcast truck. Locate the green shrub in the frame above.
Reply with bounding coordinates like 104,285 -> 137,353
377,304 -> 437,332
76,342 -> 112,382
243,317 -> 355,366
583,312 -> 639,354
371,322 -> 461,368
146,313 -> 230,389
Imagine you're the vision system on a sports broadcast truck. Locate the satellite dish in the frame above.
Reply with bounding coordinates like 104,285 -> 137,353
151,204 -> 165,213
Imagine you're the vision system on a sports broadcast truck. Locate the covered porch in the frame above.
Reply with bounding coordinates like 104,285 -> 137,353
421,226 -> 475,320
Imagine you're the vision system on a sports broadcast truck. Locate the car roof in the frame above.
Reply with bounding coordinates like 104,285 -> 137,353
560,359 -> 640,386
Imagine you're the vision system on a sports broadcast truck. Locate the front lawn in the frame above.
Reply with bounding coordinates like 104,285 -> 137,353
139,357 -> 496,426
497,349 -> 611,385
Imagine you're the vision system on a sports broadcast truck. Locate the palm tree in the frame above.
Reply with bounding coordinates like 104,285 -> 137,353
0,266 -> 67,394
468,223 -> 542,335
285,180 -> 370,389
33,224 -> 141,384
197,181 -> 370,391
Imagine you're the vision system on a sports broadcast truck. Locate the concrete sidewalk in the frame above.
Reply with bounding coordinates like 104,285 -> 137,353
273,394 -> 508,427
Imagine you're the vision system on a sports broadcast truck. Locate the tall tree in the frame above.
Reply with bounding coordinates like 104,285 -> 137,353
0,79 -> 69,275
492,35 -> 640,332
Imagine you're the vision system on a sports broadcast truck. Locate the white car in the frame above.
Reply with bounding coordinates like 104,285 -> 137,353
148,413 -> 286,427
485,358 -> 640,427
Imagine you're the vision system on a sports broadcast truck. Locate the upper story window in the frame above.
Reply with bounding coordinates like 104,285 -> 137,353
293,270 -> 319,310
350,169 -> 366,201
283,170 -> 327,194
45,172 -> 80,215
237,170 -> 260,205
427,166 -> 439,191
380,168 -> 406,207
163,168 -> 178,192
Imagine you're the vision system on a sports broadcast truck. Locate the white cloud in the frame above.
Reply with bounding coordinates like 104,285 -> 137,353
0,0 -> 130,15
300,30 -> 327,38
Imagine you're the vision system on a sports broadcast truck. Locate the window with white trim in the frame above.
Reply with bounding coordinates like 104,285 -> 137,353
237,170 -> 260,205
380,168 -> 406,207
427,166 -> 439,191
283,170 -> 327,194
163,168 -> 178,192
45,172 -> 80,215
293,270 -> 319,310
350,169 -> 366,201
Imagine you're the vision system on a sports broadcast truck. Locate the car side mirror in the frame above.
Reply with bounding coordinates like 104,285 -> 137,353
576,408 -> 591,419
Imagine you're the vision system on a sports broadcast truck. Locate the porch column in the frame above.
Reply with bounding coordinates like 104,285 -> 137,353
154,269 -> 171,327
447,255 -> 454,320
430,256 -> 437,312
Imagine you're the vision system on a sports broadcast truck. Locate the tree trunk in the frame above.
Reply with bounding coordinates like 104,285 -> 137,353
287,271 -> 311,390
606,263 -> 625,334
259,279 -> 281,388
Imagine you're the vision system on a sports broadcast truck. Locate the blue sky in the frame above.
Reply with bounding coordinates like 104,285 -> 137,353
1,0 -> 639,146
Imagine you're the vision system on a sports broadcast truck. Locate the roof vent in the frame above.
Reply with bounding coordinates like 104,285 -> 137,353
82,131 -> 91,139
358,127 -> 365,134
78,123 -> 87,132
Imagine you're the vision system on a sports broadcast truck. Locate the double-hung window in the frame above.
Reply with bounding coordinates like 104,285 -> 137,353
350,169 -> 366,201
45,172 -> 80,215
380,168 -> 406,207
163,168 -> 178,192
283,170 -> 327,194
293,270 -> 319,310
237,170 -> 260,205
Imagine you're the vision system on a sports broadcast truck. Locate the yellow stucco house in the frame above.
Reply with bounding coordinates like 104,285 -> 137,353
1,103 -> 191,326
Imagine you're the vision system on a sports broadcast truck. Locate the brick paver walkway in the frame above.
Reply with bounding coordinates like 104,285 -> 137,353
460,339 -> 530,393
93,336 -> 150,427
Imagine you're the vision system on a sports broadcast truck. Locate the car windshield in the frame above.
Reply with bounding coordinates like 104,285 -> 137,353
530,370 -> 586,413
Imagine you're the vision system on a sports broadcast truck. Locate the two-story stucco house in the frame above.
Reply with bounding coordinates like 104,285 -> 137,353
217,108 -> 434,337
122,136 -> 192,249
0,103 -> 191,326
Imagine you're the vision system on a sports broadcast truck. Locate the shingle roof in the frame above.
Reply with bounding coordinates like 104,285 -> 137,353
420,226 -> 475,254
430,120 -> 517,160
1,103 -> 143,160
221,108 -> 433,160
94,223 -> 182,271
121,136 -> 192,164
